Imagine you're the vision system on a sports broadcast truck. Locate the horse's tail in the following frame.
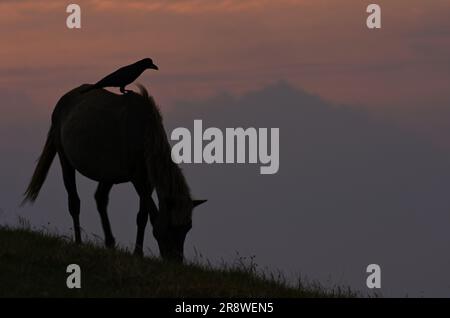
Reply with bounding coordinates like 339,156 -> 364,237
22,125 -> 57,205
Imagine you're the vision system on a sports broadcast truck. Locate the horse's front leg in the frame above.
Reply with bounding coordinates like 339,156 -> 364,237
131,177 -> 157,257
94,182 -> 115,248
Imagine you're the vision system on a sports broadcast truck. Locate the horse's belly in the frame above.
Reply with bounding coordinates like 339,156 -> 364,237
60,105 -> 140,183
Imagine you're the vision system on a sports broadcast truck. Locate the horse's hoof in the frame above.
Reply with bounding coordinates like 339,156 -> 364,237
105,238 -> 116,249
133,249 -> 144,257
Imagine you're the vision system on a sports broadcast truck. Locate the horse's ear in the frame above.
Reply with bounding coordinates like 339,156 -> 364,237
193,199 -> 207,208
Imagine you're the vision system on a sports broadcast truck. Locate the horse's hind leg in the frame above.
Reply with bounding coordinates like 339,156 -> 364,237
131,175 -> 157,257
59,153 -> 81,244
94,182 -> 115,248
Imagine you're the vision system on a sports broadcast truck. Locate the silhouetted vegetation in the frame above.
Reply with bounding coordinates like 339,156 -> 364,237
0,226 -> 355,298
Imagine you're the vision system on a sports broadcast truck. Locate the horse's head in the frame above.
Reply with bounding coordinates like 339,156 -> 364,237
153,198 -> 207,263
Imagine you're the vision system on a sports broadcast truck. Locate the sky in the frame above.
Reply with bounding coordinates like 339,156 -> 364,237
1,0 -> 450,297
1,1 -> 449,114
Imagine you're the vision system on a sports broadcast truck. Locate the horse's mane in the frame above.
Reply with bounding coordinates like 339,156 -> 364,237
136,84 -> 193,226
135,83 -> 162,122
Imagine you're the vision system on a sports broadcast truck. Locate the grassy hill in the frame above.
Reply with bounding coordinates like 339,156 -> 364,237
0,226 -> 354,297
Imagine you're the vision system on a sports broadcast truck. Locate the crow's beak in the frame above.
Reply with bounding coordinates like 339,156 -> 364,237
150,63 -> 159,70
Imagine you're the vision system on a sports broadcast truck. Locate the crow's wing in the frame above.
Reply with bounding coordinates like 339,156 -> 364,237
94,65 -> 130,87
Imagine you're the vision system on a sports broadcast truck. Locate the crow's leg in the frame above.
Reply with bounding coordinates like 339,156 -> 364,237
120,86 -> 133,94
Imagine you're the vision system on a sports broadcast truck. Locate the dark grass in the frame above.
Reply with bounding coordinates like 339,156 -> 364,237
0,225 -> 356,298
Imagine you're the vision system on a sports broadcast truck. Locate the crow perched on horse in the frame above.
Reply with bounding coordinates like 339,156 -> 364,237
88,58 -> 159,94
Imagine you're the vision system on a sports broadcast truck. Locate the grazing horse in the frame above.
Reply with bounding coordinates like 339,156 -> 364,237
22,84 -> 206,262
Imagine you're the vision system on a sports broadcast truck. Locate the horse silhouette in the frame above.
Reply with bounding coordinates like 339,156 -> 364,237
22,84 -> 206,262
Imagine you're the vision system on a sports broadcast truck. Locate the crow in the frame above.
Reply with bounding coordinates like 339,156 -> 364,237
88,58 -> 158,94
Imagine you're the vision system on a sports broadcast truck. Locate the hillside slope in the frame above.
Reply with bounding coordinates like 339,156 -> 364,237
0,227 -> 352,297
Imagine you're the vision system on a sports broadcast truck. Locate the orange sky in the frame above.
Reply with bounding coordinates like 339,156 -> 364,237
1,0 -> 450,143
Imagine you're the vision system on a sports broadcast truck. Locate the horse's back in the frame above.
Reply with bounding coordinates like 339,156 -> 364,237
55,85 -> 150,183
